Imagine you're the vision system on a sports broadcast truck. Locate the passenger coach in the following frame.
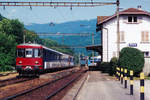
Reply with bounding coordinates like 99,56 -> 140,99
16,43 -> 74,77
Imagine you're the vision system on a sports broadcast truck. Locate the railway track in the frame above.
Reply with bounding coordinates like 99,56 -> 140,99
0,77 -> 35,88
3,68 -> 87,100
0,67 -> 76,88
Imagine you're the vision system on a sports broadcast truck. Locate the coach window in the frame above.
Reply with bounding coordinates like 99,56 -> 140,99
34,49 -> 41,57
17,49 -> 25,57
25,49 -> 33,58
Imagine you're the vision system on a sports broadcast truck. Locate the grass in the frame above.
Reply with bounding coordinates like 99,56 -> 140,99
0,70 -> 16,74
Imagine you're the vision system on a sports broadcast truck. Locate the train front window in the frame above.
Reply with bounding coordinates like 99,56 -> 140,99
25,49 -> 33,58
17,49 -> 25,57
34,49 -> 41,58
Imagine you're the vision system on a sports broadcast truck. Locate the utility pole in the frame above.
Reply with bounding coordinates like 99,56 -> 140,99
116,0 -> 120,58
62,35 -> 64,45
23,35 -> 25,43
92,32 -> 94,64
23,30 -> 26,44
79,53 -> 80,66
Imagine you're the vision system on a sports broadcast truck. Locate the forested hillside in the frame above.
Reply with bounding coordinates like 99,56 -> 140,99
0,14 -> 74,72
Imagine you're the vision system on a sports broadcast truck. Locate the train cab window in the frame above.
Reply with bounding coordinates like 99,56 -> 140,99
17,49 -> 25,57
34,49 -> 41,58
25,49 -> 33,58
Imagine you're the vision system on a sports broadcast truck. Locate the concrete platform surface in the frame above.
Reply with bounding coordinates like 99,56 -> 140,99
76,71 -> 149,100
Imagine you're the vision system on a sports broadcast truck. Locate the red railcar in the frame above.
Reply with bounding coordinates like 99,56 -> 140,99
16,43 -> 74,77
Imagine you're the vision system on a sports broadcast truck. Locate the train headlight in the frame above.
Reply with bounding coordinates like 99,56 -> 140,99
19,61 -> 22,64
35,61 -> 39,64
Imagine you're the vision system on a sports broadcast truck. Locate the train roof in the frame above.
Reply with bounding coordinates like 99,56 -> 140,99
17,43 -> 72,57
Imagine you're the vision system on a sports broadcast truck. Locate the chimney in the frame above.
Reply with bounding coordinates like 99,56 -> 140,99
137,5 -> 142,10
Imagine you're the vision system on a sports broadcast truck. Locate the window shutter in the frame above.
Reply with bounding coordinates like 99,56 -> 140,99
141,31 -> 144,42
122,31 -> 125,42
146,31 -> 149,42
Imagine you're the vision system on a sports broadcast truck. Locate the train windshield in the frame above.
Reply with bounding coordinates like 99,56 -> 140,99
25,49 -> 33,57
17,49 -> 25,57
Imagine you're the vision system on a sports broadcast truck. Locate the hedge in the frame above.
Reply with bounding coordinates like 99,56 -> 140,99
119,47 -> 144,76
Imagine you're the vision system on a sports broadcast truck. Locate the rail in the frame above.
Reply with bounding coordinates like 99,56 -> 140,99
3,69 -> 87,100
0,77 -> 34,88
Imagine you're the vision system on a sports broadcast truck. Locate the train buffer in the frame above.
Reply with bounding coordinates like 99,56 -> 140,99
63,71 -> 150,100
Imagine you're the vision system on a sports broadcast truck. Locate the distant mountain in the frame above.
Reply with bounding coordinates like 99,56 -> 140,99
25,19 -> 101,55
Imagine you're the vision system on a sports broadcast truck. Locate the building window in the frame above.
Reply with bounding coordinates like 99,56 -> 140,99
128,16 -> 132,22
143,52 -> 149,57
128,16 -> 138,23
120,31 -> 125,42
141,31 -> 149,42
134,17 -> 137,22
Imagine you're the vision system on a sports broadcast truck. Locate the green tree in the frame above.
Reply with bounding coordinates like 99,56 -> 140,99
11,19 -> 24,43
0,33 -> 17,71
0,14 -> 4,21
119,47 -> 144,75
0,19 -> 13,35
0,19 -> 24,44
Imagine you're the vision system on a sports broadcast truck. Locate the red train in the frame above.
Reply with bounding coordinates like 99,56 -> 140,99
16,43 -> 74,77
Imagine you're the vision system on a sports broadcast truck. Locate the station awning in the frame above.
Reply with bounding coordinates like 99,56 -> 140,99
86,45 -> 102,55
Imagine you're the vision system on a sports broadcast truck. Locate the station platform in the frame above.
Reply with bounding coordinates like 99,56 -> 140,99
63,71 -> 150,100
76,71 -> 138,100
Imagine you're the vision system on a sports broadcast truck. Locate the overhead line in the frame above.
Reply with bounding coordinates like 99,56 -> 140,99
37,33 -> 91,36
0,1 -> 116,7
50,46 -> 87,48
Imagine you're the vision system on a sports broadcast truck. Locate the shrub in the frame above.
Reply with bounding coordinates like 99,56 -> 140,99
100,62 -> 111,74
110,57 -> 118,75
119,47 -> 144,76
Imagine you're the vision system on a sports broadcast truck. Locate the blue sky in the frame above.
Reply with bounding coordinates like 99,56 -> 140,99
0,0 -> 150,25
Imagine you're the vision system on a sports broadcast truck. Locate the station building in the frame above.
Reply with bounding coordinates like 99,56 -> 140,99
95,7 -> 150,75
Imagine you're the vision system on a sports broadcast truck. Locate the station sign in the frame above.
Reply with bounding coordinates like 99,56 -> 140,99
129,43 -> 137,47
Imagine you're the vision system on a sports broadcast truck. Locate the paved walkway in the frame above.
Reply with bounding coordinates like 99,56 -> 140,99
76,71 -> 140,100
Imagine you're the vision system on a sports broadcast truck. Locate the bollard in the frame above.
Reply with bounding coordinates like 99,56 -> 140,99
140,72 -> 144,100
118,67 -> 120,81
116,67 -> 118,80
130,70 -> 134,95
124,69 -> 127,88
121,68 -> 123,84
117,67 -> 120,80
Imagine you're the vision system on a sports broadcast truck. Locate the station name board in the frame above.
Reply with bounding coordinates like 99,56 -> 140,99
129,43 -> 137,47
